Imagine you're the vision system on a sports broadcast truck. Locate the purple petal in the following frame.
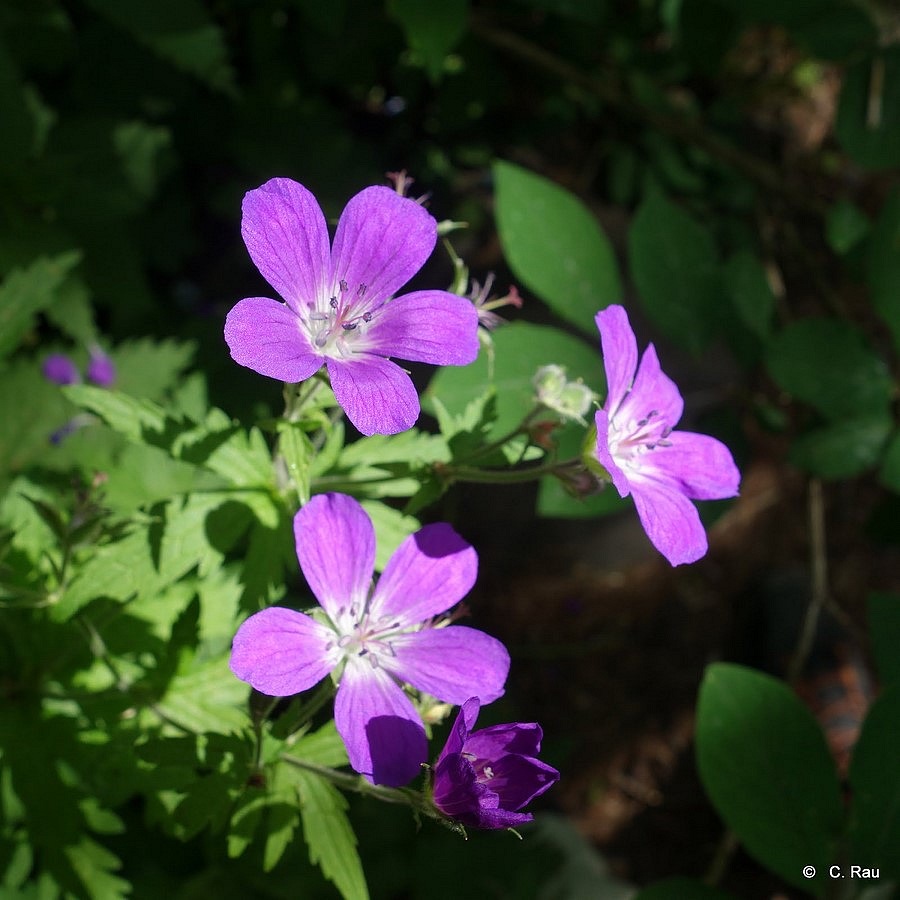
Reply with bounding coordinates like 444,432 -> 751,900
43,354 -> 80,386
436,698 -> 481,766
241,178 -> 331,314
629,478 -> 709,566
224,297 -> 324,383
294,494 -> 375,624
641,431 -> 741,500
229,607 -> 338,696
86,348 -> 116,387
594,408 -> 631,497
595,305 -> 638,415
465,721 -> 544,760
334,658 -> 427,786
364,290 -> 479,365
327,355 -> 419,436
370,523 -> 478,624
618,342 -> 683,428
481,753 -> 560,810
330,186 -> 436,305
386,626 -> 510,705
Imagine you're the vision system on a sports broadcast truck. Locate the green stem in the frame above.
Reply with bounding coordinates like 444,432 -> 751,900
438,457 -> 576,485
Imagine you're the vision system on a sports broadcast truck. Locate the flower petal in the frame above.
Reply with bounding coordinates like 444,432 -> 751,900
229,607 -> 338,696
629,478 -> 709,566
481,753 -> 560,810
618,342 -> 683,428
224,297 -> 324,383
641,431 -> 741,500
370,524 -> 478,624
436,698 -> 481,766
294,493 -> 375,625
334,658 -> 427,786
386,626 -> 510,705
595,305 -> 638,416
327,355 -> 419,436
364,290 -> 479,365
330,186 -> 436,305
594,408 -> 632,497
241,178 -> 331,313
465,721 -> 543,761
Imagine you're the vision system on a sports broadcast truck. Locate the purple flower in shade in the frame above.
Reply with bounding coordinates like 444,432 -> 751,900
432,697 -> 559,830
230,493 -> 510,787
86,346 -> 116,387
223,178 -> 480,436
593,305 -> 741,566
43,354 -> 80,386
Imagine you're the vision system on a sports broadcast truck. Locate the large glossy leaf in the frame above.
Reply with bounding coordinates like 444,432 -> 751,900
493,160 -> 622,336
696,663 -> 843,895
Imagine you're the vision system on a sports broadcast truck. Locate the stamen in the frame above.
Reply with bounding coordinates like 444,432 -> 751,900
357,283 -> 367,298
339,279 -> 348,293
342,322 -> 358,331
362,311 -> 373,323
330,297 -> 338,309
482,765 -> 495,780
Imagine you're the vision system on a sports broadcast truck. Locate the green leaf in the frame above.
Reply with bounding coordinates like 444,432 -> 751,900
867,592 -> 900,686
880,429 -> 900,494
276,421 -> 314,504
723,250 -> 776,339
836,49 -> 900,171
790,413 -> 892,479
293,771 -> 369,900
426,322 -> 601,437
359,501 -> 420,571
627,189 -> 721,353
848,685 -> 900,878
493,160 -> 622,336
866,187 -> 900,353
696,663 -> 843,895
0,252 -> 82,358
635,877 -> 736,900
766,319 -> 893,420
63,384 -> 166,442
291,721 -> 349,769
388,0 -> 468,82
826,200 -> 870,255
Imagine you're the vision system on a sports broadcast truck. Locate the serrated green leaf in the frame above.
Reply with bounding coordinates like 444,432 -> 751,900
290,721 -> 349,769
62,384 -> 166,441
0,252 -> 82,358
848,685 -> 900,877
63,836 -> 129,900
494,160 -> 621,336
766,319 -> 892,420
156,655 -> 250,734
294,771 -> 369,900
628,189 -> 721,354
110,338 -> 196,401
276,421 -> 314,504
696,663 -> 842,895
360,501 -> 421,572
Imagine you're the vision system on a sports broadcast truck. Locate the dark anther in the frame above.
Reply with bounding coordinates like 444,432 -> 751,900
637,417 -> 649,427
357,283 -> 368,298
329,297 -> 338,308
362,311 -> 373,322
342,322 -> 358,331
339,279 -> 348,292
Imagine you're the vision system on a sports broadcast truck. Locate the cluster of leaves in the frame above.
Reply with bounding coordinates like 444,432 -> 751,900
2,0 -> 900,898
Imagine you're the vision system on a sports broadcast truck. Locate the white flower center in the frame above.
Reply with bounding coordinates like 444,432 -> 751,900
608,408 -> 672,471
301,279 -> 377,357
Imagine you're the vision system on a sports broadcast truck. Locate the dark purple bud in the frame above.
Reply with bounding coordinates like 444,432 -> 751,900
86,348 -> 116,387
432,697 -> 559,830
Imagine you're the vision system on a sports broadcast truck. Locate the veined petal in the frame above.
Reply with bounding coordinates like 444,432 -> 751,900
229,607 -> 338,696
224,297 -> 324,383
330,186 -> 436,305
465,721 -> 544,760
436,698 -> 481,766
364,290 -> 479,365
483,753 -> 560,810
629,478 -> 709,566
370,524 -> 477,624
294,494 -> 375,624
619,342 -> 683,427
641,431 -> 741,500
594,408 -> 632,497
386,626 -> 510,705
327,355 -> 419,436
596,305 -> 638,416
241,178 -> 331,313
334,658 -> 427,786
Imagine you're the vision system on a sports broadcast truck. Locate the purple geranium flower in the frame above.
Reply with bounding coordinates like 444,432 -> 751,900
43,354 -> 80,386
230,493 -> 510,787
432,697 -> 559,830
224,178 -> 480,436
594,305 -> 740,566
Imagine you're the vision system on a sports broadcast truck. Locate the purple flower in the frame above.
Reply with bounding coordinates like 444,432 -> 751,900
432,697 -> 559,830
43,354 -> 80,386
223,178 -> 480,436
593,305 -> 740,566
230,493 -> 510,787
86,346 -> 116,387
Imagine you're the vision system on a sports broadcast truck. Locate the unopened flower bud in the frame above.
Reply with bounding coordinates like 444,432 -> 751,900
533,365 -> 595,423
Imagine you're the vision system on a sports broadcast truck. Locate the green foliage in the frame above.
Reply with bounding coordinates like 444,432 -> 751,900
493,160 -> 622,336
696,663 -> 843,895
388,0 -> 468,83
